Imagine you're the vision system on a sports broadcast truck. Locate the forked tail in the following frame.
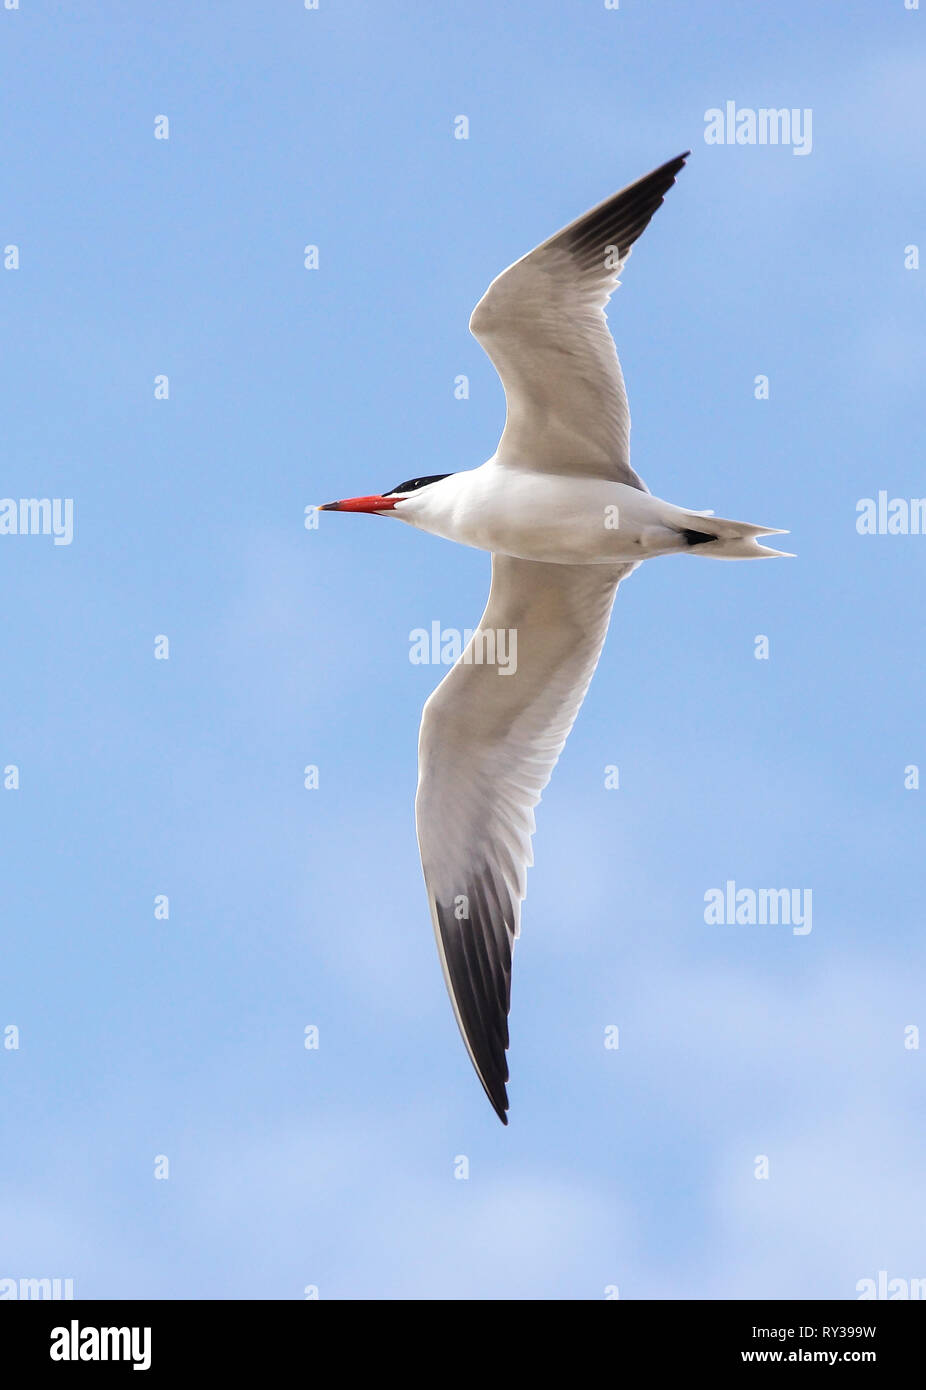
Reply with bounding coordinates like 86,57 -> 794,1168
678,512 -> 793,560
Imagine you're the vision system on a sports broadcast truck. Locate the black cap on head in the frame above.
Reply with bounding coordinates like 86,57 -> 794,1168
384,474 -> 453,497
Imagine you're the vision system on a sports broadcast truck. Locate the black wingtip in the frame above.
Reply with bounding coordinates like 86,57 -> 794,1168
660,151 -> 690,180
482,1078 -> 509,1125
554,150 -> 691,270
654,150 -> 690,183
475,1062 -> 509,1125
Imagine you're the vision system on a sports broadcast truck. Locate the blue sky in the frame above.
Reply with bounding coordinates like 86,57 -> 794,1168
2,1 -> 925,1299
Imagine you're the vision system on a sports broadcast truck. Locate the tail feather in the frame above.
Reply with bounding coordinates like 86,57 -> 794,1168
678,513 -> 793,559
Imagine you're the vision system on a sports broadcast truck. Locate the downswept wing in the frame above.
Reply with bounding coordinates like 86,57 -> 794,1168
415,554 -> 636,1122
469,153 -> 689,485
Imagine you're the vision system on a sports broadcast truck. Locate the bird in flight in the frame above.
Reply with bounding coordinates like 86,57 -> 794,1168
320,153 -> 789,1123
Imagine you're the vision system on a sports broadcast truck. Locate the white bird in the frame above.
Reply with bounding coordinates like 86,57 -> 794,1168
321,153 -> 790,1123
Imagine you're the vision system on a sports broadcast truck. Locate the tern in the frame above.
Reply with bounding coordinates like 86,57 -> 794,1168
321,153 -> 789,1123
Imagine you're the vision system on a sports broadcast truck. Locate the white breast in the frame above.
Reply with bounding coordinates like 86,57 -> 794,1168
395,463 -> 684,564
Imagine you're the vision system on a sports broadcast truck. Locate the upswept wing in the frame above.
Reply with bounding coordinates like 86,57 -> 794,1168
469,153 -> 689,485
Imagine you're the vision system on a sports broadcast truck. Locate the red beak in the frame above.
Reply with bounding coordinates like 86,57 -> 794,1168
318,495 -> 400,514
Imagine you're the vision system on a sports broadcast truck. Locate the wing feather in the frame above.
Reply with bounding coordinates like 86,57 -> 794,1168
469,153 -> 689,484
415,555 -> 636,1121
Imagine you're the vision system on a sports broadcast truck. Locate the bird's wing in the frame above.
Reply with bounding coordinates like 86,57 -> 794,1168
469,153 -> 689,487
415,554 -> 636,1122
